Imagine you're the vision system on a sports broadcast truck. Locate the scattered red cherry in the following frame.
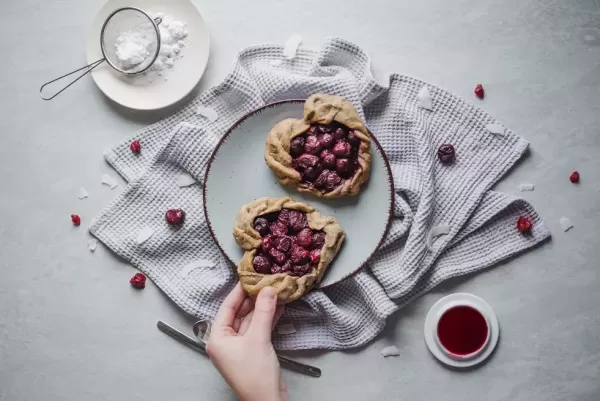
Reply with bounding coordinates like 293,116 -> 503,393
569,171 -> 580,183
71,214 -> 81,226
474,84 -> 484,99
165,209 -> 185,225
130,273 -> 146,289
130,140 -> 141,154
437,144 -> 455,164
516,216 -> 533,233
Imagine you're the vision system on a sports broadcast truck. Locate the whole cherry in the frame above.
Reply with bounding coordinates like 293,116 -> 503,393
130,273 -> 146,289
474,84 -> 485,99
516,216 -> 533,233
130,140 -> 141,154
71,214 -> 81,226
165,209 -> 185,225
253,255 -> 272,274
437,144 -> 455,164
569,171 -> 580,183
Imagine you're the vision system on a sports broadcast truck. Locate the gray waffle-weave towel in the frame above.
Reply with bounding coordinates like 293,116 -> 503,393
90,38 -> 551,350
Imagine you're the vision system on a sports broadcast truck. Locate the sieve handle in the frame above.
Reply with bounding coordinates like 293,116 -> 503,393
39,58 -> 105,101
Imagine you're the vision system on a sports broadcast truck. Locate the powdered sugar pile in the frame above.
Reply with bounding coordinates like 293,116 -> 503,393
114,12 -> 188,81
151,12 -> 188,75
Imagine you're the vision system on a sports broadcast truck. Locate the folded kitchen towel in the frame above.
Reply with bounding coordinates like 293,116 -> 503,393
90,38 -> 550,350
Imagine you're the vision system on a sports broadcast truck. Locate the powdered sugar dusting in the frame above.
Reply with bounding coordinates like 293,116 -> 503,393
101,174 -> 118,189
486,123 -> 506,136
179,259 -> 216,277
176,173 -> 197,187
426,225 -> 451,252
88,239 -> 98,252
136,226 -> 155,244
283,35 -> 302,60
559,217 -> 573,232
380,345 -> 401,357
277,323 -> 297,335
77,187 -> 89,200
418,86 -> 433,111
196,106 -> 218,122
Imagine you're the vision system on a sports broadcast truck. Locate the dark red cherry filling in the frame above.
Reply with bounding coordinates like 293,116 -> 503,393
252,208 -> 325,277
290,123 -> 362,193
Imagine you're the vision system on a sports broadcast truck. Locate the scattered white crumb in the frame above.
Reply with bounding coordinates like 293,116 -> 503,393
283,35 -> 302,60
196,105 -> 218,122
559,217 -> 574,232
380,345 -> 401,357
426,225 -> 451,252
179,259 -> 216,276
77,187 -> 89,200
519,183 -> 535,192
101,174 -> 118,189
88,239 -> 98,252
270,59 -> 282,67
176,172 -> 197,187
136,226 -> 155,244
486,123 -> 506,136
277,323 -> 297,335
417,86 -> 433,111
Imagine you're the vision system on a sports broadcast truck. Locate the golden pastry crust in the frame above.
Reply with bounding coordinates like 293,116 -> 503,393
264,94 -> 371,198
233,197 -> 345,304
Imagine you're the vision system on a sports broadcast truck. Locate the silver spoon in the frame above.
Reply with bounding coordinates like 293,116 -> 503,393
192,320 -> 321,378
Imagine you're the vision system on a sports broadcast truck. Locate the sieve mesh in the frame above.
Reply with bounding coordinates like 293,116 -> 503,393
101,7 -> 161,74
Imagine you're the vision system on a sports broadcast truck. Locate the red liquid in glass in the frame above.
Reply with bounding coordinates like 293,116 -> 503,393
437,306 -> 488,356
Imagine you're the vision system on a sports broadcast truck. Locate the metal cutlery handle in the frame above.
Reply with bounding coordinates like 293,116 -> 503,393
159,320 -> 321,377
277,354 -> 321,377
157,321 -> 207,355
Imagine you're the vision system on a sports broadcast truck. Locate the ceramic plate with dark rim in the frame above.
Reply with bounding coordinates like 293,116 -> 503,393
203,100 -> 394,288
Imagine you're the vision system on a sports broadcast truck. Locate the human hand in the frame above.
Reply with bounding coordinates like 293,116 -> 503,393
207,283 -> 287,401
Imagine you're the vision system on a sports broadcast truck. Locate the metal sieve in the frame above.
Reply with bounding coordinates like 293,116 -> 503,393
40,7 -> 161,100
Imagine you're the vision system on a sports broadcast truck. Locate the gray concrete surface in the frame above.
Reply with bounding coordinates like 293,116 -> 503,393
1,0 -> 599,400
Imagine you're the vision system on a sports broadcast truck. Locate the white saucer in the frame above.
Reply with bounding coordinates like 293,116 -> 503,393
85,0 -> 210,110
424,293 -> 500,368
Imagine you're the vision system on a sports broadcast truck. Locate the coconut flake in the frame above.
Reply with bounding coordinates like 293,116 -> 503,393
196,105 -> 218,122
417,86 -> 433,111
283,35 -> 302,60
380,345 -> 401,357
270,59 -> 282,67
486,123 -> 506,136
77,187 -> 89,200
101,174 -> 118,189
519,183 -> 535,192
88,239 -> 98,252
136,226 -> 155,244
559,217 -> 574,232
426,225 -> 451,252
179,259 -> 216,276
176,173 -> 197,187
277,323 -> 297,335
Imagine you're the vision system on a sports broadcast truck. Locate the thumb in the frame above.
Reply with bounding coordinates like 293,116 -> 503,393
247,286 -> 278,341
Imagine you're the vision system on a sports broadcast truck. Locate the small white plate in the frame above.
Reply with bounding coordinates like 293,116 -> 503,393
424,293 -> 500,368
203,100 -> 394,288
86,0 -> 210,110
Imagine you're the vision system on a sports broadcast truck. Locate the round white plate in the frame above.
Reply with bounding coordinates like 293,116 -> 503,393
203,100 -> 394,288
424,293 -> 500,368
86,0 -> 209,110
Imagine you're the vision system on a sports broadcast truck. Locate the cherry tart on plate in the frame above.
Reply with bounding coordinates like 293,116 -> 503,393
265,94 -> 371,198
233,197 -> 345,304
